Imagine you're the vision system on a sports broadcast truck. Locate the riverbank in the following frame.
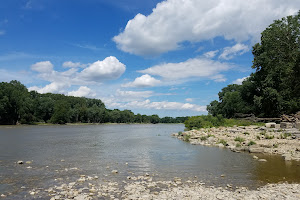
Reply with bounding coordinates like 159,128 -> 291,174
174,125 -> 300,161
22,174 -> 300,200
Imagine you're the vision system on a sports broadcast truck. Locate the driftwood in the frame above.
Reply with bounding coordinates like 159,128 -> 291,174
234,111 -> 300,123
281,112 -> 300,122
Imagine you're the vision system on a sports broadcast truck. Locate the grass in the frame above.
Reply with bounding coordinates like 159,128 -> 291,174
234,137 -> 245,143
256,135 -> 261,140
260,131 -> 266,136
243,132 -> 250,135
236,143 -> 241,147
265,134 -> 274,139
183,134 -> 191,142
178,131 -> 183,136
200,136 -> 208,141
218,139 -> 227,146
248,141 -> 256,146
280,132 -> 291,139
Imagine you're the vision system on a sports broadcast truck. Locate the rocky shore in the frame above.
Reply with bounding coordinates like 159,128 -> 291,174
23,174 -> 300,200
174,124 -> 300,161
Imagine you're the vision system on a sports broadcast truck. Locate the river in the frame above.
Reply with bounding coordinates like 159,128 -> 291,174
0,124 -> 299,199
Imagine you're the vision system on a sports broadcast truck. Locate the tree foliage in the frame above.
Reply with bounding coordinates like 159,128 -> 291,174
208,12 -> 300,118
0,80 -> 188,125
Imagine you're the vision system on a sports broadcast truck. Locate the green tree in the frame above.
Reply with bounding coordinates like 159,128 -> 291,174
208,12 -> 300,117
252,11 -> 300,116
0,81 -> 29,124
50,100 -> 71,124
150,114 -> 160,124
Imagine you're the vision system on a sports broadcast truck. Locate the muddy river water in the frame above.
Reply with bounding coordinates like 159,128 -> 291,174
0,124 -> 299,199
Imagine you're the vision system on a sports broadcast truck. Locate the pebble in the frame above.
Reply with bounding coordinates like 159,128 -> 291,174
111,170 -> 118,174
17,160 -> 23,164
176,125 -> 300,161
258,159 -> 267,162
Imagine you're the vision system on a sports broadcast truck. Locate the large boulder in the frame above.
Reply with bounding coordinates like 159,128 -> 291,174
265,123 -> 276,128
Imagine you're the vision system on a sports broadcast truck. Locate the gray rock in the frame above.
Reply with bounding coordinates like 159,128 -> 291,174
74,194 -> 90,200
258,159 -> 267,162
249,147 -> 265,153
207,137 -> 215,144
265,123 -> 276,128
280,122 -> 293,129
295,122 -> 300,130
190,135 -> 201,139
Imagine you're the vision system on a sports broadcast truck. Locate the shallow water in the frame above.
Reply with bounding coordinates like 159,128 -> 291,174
0,124 -> 299,199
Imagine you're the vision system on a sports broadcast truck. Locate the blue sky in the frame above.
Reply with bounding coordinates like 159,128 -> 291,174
0,0 -> 299,117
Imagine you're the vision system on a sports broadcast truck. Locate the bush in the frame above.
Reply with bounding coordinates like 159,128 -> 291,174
184,115 -> 264,130
234,137 -> 245,143
236,143 -> 241,147
184,115 -> 224,130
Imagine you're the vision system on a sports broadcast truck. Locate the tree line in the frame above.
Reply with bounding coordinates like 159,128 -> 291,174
207,12 -> 300,118
0,80 -> 188,125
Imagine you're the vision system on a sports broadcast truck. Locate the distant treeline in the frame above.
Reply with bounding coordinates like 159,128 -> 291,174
0,80 -> 188,125
207,12 -> 300,118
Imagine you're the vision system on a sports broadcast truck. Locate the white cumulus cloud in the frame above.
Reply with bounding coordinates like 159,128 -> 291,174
80,56 -> 126,81
62,61 -> 86,68
115,89 -> 154,101
232,76 -> 249,85
104,99 -> 207,112
29,56 -> 126,94
68,86 -> 96,97
28,82 -> 69,94
113,0 -> 299,56
122,74 -> 161,88
139,58 -> 231,82
219,43 -> 249,60
31,61 -> 54,73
